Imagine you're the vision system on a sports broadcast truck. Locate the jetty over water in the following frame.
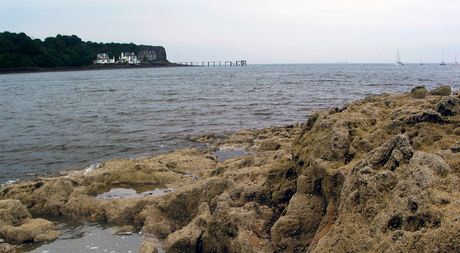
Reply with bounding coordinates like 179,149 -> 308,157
176,60 -> 247,66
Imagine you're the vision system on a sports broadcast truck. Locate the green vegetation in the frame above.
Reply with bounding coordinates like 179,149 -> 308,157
0,32 -> 166,68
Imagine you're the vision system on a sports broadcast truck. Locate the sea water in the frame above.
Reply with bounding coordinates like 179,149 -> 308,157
0,64 -> 459,185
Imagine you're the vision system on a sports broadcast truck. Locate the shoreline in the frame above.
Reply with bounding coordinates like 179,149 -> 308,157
0,62 -> 195,75
1,87 -> 460,252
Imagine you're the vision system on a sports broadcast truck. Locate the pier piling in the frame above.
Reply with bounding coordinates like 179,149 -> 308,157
177,60 -> 246,67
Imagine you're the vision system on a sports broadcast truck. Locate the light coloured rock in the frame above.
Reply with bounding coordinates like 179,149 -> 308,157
200,201 -> 275,253
0,243 -> 16,253
0,218 -> 61,244
138,241 -> 158,253
111,225 -> 135,235
163,202 -> 210,253
163,223 -> 203,253
0,199 -> 31,226
271,193 -> 325,251
259,139 -> 281,151
34,230 -> 63,242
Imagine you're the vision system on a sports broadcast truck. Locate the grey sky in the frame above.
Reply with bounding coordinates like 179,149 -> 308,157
1,0 -> 459,64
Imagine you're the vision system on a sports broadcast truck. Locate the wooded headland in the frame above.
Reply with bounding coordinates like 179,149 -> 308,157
0,32 -> 168,70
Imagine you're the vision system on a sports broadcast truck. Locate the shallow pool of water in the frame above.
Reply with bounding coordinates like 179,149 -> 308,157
95,185 -> 174,199
17,217 -> 164,253
213,150 -> 253,161
85,183 -> 174,200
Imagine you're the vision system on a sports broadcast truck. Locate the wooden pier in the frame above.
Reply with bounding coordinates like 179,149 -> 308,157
176,60 -> 246,66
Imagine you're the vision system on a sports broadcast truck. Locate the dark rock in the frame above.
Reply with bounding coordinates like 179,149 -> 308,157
429,86 -> 451,96
411,86 -> 428,98
355,134 -> 414,171
436,95 -> 460,116
450,141 -> 460,153
405,109 -> 442,124
192,132 -> 216,143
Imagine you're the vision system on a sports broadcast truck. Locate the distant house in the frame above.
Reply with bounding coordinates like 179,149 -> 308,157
118,52 -> 139,64
138,50 -> 157,62
95,53 -> 115,64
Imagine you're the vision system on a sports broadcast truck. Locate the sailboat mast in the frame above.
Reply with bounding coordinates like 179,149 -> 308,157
395,50 -> 403,65
440,51 -> 446,65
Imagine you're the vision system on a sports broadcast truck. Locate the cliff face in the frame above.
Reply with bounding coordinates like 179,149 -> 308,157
155,46 -> 167,61
138,45 -> 167,61
1,86 -> 460,252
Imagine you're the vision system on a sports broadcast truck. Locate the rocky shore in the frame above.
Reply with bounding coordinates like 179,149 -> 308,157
1,86 -> 460,252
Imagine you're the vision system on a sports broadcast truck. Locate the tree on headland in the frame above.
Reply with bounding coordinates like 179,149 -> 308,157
0,32 -> 41,68
0,32 -> 167,69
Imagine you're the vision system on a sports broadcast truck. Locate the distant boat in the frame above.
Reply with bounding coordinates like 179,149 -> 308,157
440,51 -> 446,65
420,55 -> 423,65
395,50 -> 404,65
455,54 -> 459,65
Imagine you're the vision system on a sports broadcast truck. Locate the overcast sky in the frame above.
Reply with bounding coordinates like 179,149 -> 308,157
1,0 -> 459,64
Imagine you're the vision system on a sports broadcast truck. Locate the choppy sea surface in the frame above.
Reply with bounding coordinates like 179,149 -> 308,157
1,64 -> 459,185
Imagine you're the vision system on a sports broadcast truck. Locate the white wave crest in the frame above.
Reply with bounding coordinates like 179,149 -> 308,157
83,163 -> 100,174
1,179 -> 20,187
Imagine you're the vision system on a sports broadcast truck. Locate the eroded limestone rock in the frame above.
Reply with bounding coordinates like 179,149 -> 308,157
429,85 -> 451,96
0,199 -> 31,226
411,86 -> 428,99
436,95 -> 460,116
0,243 -> 16,253
0,218 -> 61,244
138,241 -> 159,253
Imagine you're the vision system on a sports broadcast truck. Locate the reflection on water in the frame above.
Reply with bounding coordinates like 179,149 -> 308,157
17,217 -> 165,253
213,149 -> 253,161
87,183 -> 173,199
95,186 -> 174,199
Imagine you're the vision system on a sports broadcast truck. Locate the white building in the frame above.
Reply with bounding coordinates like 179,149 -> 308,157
95,53 -> 115,64
118,52 -> 139,64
